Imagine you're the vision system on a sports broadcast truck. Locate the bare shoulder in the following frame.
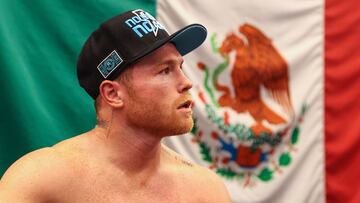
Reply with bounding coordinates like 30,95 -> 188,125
191,164 -> 232,202
0,146 -> 75,202
162,145 -> 232,202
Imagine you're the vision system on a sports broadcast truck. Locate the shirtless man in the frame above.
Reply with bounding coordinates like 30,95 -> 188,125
0,9 -> 232,202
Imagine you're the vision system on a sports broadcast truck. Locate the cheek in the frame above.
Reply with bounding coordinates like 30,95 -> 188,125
136,81 -> 173,99
134,90 -> 167,104
128,87 -> 173,111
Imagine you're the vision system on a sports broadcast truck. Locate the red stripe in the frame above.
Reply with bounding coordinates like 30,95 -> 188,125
325,0 -> 360,202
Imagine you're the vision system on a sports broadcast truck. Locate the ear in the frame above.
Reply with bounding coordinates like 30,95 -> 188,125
99,80 -> 124,108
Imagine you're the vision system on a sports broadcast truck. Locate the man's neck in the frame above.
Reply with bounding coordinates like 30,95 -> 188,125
87,125 -> 165,177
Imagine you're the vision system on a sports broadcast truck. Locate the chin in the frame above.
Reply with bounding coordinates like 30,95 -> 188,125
169,118 -> 194,136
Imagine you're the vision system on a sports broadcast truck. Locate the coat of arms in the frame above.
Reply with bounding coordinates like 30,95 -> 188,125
191,24 -> 307,187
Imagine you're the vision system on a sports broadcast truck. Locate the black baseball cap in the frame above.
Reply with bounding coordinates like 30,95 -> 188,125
77,9 -> 207,99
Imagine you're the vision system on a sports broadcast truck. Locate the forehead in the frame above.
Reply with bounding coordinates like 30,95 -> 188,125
134,43 -> 183,68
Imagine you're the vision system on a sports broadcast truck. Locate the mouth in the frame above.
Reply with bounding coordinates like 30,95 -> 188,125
177,100 -> 194,110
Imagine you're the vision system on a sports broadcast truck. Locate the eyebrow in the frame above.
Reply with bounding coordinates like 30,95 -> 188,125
159,57 -> 184,67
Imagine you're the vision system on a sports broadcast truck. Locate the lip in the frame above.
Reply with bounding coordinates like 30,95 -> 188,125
177,107 -> 193,118
177,108 -> 193,114
177,99 -> 194,110
176,99 -> 194,114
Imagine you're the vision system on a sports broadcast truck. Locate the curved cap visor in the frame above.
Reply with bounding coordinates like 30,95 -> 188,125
108,23 -> 207,81
106,23 -> 207,81
170,24 -> 207,56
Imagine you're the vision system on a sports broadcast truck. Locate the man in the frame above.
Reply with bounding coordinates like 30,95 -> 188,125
0,9 -> 232,202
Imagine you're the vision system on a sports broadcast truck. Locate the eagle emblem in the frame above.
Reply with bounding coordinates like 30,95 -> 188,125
191,24 -> 307,187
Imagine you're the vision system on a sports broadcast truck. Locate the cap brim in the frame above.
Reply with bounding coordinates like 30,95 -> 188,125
170,24 -> 207,56
111,23 -> 207,81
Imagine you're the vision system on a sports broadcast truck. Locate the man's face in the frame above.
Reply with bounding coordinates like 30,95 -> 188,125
122,43 -> 194,136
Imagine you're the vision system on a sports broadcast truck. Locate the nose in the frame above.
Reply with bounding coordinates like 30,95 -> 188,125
178,69 -> 193,93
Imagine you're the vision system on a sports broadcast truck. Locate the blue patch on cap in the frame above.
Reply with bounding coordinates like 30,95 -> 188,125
97,50 -> 123,78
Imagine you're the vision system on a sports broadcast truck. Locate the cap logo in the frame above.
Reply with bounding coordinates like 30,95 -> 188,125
97,50 -> 123,78
124,9 -> 168,38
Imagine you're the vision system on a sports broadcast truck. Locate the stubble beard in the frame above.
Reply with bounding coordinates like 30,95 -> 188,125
125,93 -> 193,136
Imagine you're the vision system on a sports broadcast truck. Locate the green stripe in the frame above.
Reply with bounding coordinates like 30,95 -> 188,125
0,0 -> 156,176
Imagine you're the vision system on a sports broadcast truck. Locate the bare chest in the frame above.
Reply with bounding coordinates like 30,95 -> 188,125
62,169 -> 208,203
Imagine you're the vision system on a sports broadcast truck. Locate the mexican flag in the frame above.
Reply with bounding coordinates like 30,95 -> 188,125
0,0 -> 359,203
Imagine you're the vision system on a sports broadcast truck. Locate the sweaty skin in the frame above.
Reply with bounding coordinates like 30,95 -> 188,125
0,43 -> 232,203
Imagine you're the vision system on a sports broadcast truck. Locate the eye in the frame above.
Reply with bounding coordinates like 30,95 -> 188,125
159,67 -> 171,75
